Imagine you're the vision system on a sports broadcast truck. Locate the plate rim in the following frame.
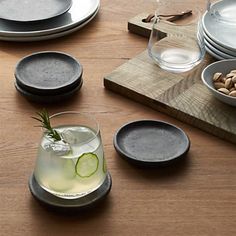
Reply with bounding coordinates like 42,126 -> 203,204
0,0 -> 72,23
204,38 -> 234,60
0,0 -> 100,37
15,51 -> 83,92
202,8 -> 236,51
113,120 -> 190,166
205,45 -> 224,60
0,6 -> 99,42
203,30 -> 236,57
15,78 -> 83,103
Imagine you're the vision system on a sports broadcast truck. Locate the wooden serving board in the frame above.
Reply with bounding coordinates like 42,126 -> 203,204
128,13 -> 154,38
104,14 -> 236,144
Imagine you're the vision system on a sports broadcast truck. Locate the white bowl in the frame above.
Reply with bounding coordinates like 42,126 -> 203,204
201,59 -> 236,107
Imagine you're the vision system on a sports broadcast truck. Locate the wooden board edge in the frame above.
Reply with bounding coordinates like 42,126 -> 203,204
104,76 -> 236,144
128,21 -> 151,38
128,13 -> 152,38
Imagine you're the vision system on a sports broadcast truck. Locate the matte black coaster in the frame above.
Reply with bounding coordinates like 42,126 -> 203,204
15,51 -> 83,95
114,120 -> 190,167
15,78 -> 83,103
29,172 -> 112,210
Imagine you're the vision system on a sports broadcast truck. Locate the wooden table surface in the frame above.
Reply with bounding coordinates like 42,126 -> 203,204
0,1 -> 235,235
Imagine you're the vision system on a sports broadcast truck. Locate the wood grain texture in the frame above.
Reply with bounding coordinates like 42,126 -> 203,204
128,13 -> 153,38
104,50 -> 236,143
0,1 -> 236,236
128,11 -> 199,38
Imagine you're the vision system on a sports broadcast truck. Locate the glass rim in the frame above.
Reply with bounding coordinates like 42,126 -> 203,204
43,111 -> 100,144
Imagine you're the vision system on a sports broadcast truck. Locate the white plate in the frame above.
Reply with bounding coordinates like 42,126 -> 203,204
0,0 -> 72,22
208,0 -> 236,25
203,30 -> 236,57
204,38 -> 234,60
0,0 -> 99,37
0,7 -> 99,42
202,1 -> 236,51
205,45 -> 224,60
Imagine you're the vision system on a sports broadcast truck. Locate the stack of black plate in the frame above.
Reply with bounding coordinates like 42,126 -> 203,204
14,51 -> 83,103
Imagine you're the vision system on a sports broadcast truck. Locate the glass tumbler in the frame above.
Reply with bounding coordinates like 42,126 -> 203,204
148,0 -> 206,73
33,111 -> 107,199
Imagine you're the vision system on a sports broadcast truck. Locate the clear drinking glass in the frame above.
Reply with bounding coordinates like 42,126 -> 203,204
148,0 -> 206,73
33,112 -> 107,199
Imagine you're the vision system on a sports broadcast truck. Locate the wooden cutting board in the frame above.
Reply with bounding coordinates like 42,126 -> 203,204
104,13 -> 236,144
128,12 -> 154,38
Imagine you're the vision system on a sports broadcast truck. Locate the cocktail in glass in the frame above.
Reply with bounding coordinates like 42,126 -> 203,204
33,111 -> 107,199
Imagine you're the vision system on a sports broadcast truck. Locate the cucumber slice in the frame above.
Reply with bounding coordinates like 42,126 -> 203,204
75,153 -> 99,177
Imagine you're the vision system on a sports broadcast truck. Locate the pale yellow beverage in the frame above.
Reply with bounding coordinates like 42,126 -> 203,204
33,112 -> 107,199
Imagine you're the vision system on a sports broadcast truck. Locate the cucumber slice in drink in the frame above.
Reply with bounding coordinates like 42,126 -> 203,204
75,153 -> 99,177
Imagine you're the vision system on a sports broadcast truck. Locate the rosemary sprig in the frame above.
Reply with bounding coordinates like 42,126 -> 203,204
32,109 -> 61,142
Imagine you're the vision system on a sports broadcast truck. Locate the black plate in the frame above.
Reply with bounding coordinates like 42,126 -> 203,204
113,120 -> 190,166
15,78 -> 83,103
29,172 -> 112,210
15,51 -> 83,95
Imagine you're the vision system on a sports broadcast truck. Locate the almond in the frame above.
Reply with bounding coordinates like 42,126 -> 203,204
214,82 -> 225,89
217,88 -> 230,95
229,91 -> 236,97
213,72 -> 223,82
225,78 -> 233,89
221,77 -> 227,83
226,73 -> 235,78
232,76 -> 236,83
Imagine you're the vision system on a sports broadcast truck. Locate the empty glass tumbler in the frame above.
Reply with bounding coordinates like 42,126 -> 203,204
148,0 -> 206,73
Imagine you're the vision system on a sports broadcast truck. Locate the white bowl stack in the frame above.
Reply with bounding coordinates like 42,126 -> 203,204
202,0 -> 236,60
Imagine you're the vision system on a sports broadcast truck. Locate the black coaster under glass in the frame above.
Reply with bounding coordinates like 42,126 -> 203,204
28,172 -> 112,210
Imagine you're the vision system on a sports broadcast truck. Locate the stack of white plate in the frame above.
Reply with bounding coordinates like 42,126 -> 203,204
0,0 -> 100,42
202,0 -> 236,60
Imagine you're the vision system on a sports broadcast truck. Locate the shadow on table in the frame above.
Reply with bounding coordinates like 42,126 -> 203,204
114,151 -> 192,181
13,82 -> 84,110
0,13 -> 100,55
29,191 -> 113,217
28,194 -> 113,235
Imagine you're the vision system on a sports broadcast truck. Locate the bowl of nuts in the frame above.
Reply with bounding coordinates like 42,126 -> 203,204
201,59 -> 236,107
